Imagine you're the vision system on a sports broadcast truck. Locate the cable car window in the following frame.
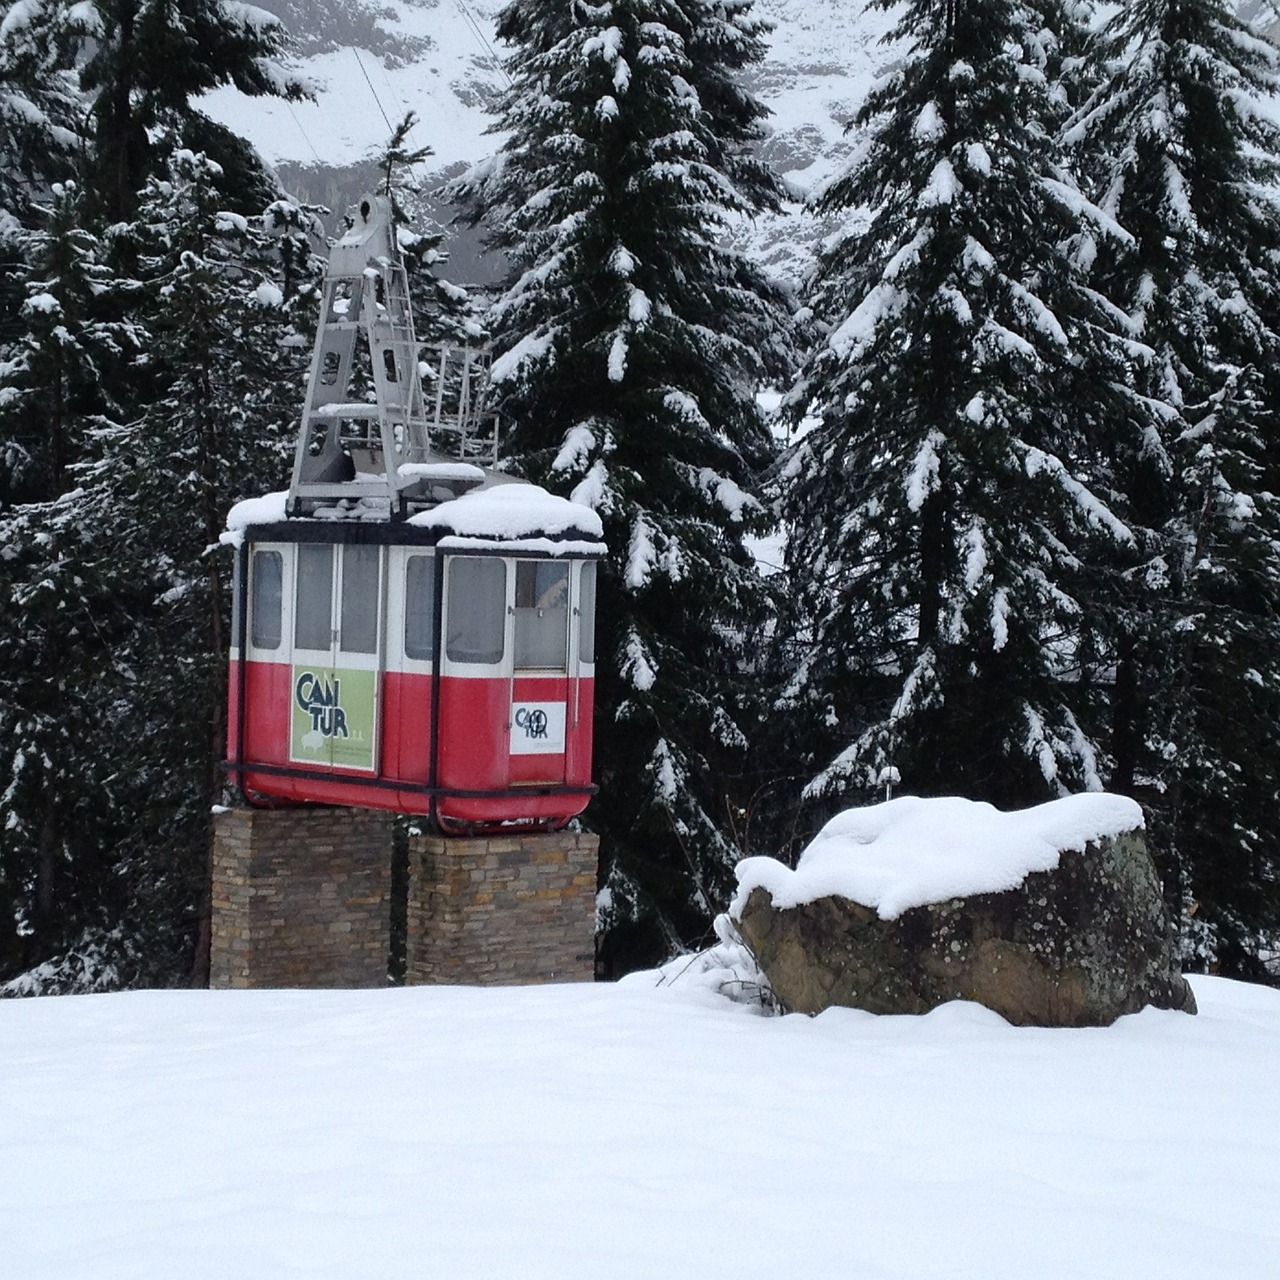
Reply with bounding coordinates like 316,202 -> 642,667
340,544 -> 380,654
404,555 -> 435,661
295,544 -> 333,650
578,560 -> 597,665
251,550 -> 283,650
447,557 -> 506,664
514,561 -> 569,669
231,553 -> 243,647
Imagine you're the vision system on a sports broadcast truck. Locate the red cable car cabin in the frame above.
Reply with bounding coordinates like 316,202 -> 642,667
225,483 -> 604,832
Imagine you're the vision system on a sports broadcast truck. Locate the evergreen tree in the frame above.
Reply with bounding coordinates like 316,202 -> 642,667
0,182 -> 137,505
81,149 -> 319,983
0,0 -> 85,405
483,0 -> 786,232
0,180 -> 144,979
0,149 -> 320,988
375,111 -> 480,348
78,0 -> 309,221
0,2 -> 319,990
456,0 -> 795,968
782,0 -> 1134,811
0,0 -> 81,231
1070,0 -> 1280,971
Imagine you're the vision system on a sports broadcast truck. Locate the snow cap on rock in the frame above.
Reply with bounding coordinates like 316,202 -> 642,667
732,793 -> 1145,921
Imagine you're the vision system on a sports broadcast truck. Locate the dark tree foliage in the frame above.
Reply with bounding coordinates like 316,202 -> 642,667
455,0 -> 795,969
376,111 -> 481,347
0,0 -> 81,227
1070,0 -> 1280,972
0,179 -> 145,982
5,151 -> 320,990
0,0 -> 324,991
73,150 -> 319,984
0,148 -> 321,991
781,0 -> 1135,813
0,182 -> 139,505
80,0 -> 309,221
0,0 -> 84,377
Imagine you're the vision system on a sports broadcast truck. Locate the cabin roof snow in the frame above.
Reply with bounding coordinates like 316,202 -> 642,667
222,479 -> 604,550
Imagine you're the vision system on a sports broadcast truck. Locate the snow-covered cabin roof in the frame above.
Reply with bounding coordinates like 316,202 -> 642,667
732,793 -> 1145,922
222,477 -> 604,554
406,477 -> 603,553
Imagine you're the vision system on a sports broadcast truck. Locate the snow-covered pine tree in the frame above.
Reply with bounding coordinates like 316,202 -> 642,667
78,0 -> 309,221
374,111 -> 480,348
782,0 -> 1136,811
0,149 -> 321,988
454,0 -> 794,968
0,182 -> 137,505
0,182 -> 143,981
1069,0 -> 1280,972
491,0 -> 784,210
1,0 -> 84,454
0,0 -> 81,231
79,149 -> 320,983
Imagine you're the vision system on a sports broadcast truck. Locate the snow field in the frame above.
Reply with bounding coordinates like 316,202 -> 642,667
2,975 -> 1278,1279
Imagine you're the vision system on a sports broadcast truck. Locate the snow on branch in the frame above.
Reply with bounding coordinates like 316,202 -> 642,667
1042,176 -> 1135,246
1009,279 -> 1068,347
626,513 -> 657,590
623,627 -> 657,691
1023,446 -> 1134,544
552,423 -> 597,474
828,282 -> 906,361
220,2 -> 283,32
905,429 -> 944,513
491,330 -> 554,384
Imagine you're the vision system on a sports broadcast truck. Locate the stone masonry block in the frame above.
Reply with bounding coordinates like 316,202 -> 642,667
406,831 -> 598,986
210,807 -> 392,990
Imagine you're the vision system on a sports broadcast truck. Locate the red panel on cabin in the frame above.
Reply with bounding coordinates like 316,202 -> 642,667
380,670 -> 433,786
229,659 -> 594,827
435,676 -> 510,792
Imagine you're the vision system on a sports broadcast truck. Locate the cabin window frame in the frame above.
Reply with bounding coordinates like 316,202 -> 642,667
513,559 -> 571,672
444,555 -> 508,667
403,552 -> 437,663
575,560 -> 597,668
249,550 -> 284,651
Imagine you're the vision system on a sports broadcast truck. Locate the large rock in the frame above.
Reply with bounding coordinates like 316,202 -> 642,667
732,797 -> 1196,1027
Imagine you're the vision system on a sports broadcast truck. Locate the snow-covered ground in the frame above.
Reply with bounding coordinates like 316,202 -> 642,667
3,974 -> 1277,1278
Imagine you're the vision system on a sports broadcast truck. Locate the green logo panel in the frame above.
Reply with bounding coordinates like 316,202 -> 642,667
290,665 -> 378,772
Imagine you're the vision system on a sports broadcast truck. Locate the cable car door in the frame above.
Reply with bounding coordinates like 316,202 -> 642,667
509,559 -> 572,785
289,542 -> 383,772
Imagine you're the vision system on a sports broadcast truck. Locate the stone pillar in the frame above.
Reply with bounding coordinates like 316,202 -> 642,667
211,807 -> 392,989
406,831 -> 598,985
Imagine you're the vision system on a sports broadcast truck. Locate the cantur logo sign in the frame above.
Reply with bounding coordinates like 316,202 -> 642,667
294,671 -> 350,739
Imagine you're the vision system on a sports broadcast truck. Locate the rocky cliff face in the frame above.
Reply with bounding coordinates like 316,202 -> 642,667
208,1 -> 1277,287
204,0 -> 901,285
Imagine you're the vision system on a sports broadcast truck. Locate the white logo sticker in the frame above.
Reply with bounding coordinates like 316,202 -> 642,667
510,701 -> 567,754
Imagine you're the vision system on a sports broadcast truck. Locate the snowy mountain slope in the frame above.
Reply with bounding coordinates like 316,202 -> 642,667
2,975 -> 1278,1279
199,0 -> 901,281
